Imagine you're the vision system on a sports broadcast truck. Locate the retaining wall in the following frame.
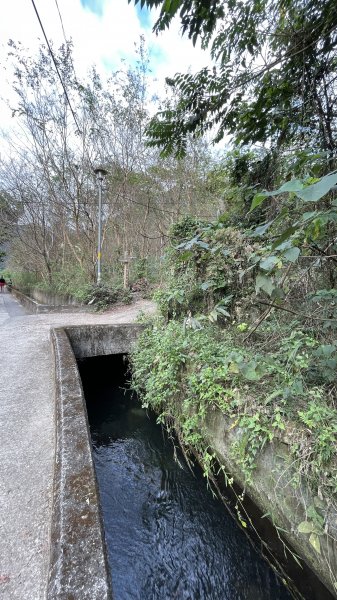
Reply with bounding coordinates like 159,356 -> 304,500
30,288 -> 80,307
66,323 -> 143,359
10,287 -> 88,314
205,410 -> 337,598
10,287 -> 49,313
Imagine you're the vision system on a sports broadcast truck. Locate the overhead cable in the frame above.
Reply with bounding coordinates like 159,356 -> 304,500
30,0 -> 82,134
54,0 -> 67,40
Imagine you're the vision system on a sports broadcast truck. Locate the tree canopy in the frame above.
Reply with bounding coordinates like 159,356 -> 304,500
132,0 -> 337,159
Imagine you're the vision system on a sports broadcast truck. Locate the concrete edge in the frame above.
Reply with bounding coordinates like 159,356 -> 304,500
10,287 -> 48,313
48,327 -> 112,600
10,288 -> 90,314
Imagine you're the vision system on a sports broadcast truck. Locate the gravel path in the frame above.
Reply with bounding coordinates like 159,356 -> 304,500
0,292 -> 155,599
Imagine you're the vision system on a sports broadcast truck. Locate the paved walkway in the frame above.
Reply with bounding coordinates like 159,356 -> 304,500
0,292 -> 155,599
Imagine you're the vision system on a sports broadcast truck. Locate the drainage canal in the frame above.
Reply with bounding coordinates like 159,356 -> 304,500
79,354 -> 293,600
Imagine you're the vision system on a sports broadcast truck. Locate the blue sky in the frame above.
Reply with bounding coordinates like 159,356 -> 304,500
81,0 -> 105,17
78,0 -> 166,75
0,0 -> 208,79
0,0 -> 209,134
135,3 -> 152,29
81,0 -> 152,28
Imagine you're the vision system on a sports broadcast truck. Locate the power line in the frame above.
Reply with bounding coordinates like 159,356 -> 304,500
120,193 -> 216,219
29,1 -> 216,222
54,0 -> 67,40
47,2 -> 213,214
53,0 -> 78,82
51,0 -> 97,173
30,0 -> 82,134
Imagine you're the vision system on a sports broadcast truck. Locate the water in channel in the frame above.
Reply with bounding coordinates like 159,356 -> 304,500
80,355 -> 292,600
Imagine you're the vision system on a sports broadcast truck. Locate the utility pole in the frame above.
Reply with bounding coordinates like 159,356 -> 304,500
94,167 -> 107,284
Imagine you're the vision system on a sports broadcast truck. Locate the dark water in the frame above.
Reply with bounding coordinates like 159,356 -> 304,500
80,355 -> 292,600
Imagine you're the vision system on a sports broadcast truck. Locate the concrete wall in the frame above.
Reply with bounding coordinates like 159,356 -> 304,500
10,287 -> 48,313
66,323 -> 144,359
31,288 -> 80,307
205,409 -> 337,598
49,323 -> 144,599
10,287 -> 87,314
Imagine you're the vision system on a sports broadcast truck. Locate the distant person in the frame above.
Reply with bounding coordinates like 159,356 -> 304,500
0,276 -> 5,293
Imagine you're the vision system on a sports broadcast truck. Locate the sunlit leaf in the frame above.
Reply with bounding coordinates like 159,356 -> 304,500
216,307 -> 231,317
273,179 -> 305,193
271,287 -> 285,300
272,227 -> 297,249
200,281 -> 213,290
250,193 -> 267,211
309,533 -> 321,554
301,211 -> 318,222
298,521 -> 314,534
313,497 -> 325,510
250,220 -> 274,237
240,363 -> 261,381
177,250 -> 194,261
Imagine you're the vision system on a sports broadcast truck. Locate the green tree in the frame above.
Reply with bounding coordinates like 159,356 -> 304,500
133,0 -> 337,160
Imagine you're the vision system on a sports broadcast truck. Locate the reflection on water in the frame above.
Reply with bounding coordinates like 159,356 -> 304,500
81,356 -> 292,600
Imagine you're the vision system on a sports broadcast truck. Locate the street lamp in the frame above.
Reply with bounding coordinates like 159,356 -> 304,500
94,166 -> 107,284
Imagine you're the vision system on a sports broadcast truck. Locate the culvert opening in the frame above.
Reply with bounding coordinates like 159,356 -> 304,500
78,354 -> 333,600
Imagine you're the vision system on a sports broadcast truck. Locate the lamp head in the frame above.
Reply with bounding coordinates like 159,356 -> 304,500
94,166 -> 108,180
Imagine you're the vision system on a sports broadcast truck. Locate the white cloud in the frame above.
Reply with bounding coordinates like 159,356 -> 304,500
0,0 -> 212,145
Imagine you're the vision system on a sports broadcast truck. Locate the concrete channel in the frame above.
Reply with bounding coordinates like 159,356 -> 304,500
49,325 -> 337,600
48,324 -> 144,599
0,290 -> 154,600
1,289 -> 336,599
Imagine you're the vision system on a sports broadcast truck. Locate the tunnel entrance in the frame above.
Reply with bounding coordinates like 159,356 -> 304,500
78,354 -> 333,600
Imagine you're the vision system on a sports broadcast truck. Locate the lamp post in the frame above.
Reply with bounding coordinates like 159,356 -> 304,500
94,166 -> 107,284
